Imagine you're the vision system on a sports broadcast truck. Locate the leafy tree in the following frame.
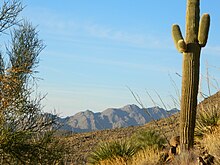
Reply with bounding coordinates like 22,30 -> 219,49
0,1 -> 64,164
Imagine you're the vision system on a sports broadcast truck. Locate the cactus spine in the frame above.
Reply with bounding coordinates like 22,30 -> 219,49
172,0 -> 210,151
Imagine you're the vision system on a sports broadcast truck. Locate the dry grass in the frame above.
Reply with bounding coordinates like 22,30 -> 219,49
170,150 -> 199,165
200,127 -> 220,164
129,148 -> 160,165
96,157 -> 127,165
89,148 -> 160,165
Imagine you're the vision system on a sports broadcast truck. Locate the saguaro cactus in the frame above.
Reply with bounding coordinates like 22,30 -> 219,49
172,0 -> 210,151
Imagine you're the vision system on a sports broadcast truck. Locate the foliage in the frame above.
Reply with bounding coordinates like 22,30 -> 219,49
0,1 -> 65,164
132,130 -> 166,150
0,130 -> 65,164
88,140 -> 138,165
88,130 -> 166,164
195,104 -> 220,137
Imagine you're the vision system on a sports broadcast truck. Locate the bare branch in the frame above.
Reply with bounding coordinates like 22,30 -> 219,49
0,0 -> 23,33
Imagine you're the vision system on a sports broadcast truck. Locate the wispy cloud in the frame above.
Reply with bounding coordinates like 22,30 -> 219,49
84,23 -> 147,46
24,7 -> 172,50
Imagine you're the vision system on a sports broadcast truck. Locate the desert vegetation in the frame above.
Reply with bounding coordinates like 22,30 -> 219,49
74,94 -> 220,165
0,0 -> 220,165
172,0 -> 210,151
87,130 -> 166,164
0,1 -> 65,164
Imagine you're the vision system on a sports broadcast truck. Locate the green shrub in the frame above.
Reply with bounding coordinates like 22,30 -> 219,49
0,1 -> 66,164
132,130 -> 166,150
195,104 -> 220,137
88,140 -> 138,164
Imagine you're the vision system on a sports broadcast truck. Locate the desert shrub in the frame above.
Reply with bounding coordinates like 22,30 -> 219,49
132,130 -> 166,150
0,130 -> 65,164
88,140 -> 138,165
0,1 -> 65,164
195,104 -> 220,137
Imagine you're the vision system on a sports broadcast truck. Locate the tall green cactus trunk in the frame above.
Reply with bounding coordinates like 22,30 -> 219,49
172,0 -> 210,151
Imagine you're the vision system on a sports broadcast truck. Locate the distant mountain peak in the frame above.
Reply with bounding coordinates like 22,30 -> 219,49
83,109 -> 94,114
58,104 -> 179,133
122,104 -> 140,109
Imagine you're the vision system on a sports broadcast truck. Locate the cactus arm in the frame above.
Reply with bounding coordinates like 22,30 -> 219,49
198,13 -> 210,47
178,40 -> 187,53
172,24 -> 187,53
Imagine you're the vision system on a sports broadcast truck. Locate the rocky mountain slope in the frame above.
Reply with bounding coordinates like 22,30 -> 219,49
63,91 -> 220,164
59,104 -> 179,132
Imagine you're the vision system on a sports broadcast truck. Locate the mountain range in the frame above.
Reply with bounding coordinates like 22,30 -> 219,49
57,104 -> 179,133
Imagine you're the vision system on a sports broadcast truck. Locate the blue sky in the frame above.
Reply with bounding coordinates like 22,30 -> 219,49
17,0 -> 220,117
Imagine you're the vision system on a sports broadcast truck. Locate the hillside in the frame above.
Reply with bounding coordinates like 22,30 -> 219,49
63,112 -> 179,164
62,91 -> 220,164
